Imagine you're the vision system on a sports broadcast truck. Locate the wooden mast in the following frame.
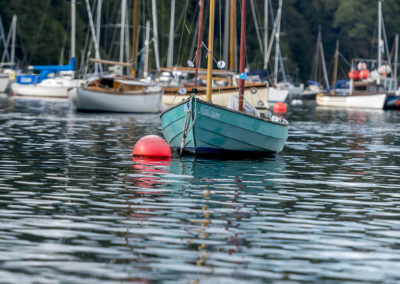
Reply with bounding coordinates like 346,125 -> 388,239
206,0 -> 216,102
131,0 -> 139,77
394,34 -> 399,79
194,0 -> 205,88
238,0 -> 246,112
331,40 -> 339,95
229,0 -> 235,71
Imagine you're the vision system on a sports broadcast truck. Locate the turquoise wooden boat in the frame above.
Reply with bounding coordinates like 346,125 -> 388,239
161,97 -> 288,156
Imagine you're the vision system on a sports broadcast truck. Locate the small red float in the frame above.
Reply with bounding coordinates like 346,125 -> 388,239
273,102 -> 287,113
359,69 -> 370,80
132,135 -> 171,158
348,69 -> 360,80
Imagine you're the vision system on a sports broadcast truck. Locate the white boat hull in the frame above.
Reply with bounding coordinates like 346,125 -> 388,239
268,87 -> 289,103
0,76 -> 9,93
11,79 -> 82,98
316,93 -> 386,109
72,86 -> 163,113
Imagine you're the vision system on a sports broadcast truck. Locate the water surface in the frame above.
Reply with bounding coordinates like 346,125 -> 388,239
1,97 -> 400,283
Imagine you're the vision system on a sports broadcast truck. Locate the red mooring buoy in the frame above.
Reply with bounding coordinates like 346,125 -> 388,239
273,102 -> 287,113
132,135 -> 171,158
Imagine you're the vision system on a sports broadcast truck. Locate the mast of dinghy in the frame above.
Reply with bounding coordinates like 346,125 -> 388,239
229,0 -> 235,71
206,0 -> 216,102
223,0 -> 230,66
194,0 -> 205,89
238,0 -> 246,112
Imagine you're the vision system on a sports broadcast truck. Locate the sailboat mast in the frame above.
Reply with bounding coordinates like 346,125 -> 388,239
332,41 -> 339,94
378,0 -> 383,68
274,0 -> 282,85
194,0 -> 205,88
206,0 -> 216,102
119,0 -> 126,66
249,0 -> 264,56
95,0 -> 102,73
238,0 -> 246,112
84,0 -> 102,71
223,0 -> 230,65
71,0 -> 76,60
167,0 -> 176,68
263,0 -> 268,70
318,27 -> 329,89
395,34 -> 399,79
143,20 -> 150,78
131,0 -> 139,77
10,15 -> 17,66
151,0 -> 161,72
0,16 -> 10,63
229,0 -> 235,71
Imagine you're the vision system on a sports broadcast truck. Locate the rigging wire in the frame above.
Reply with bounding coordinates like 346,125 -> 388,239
26,0 -> 52,65
176,0 -> 190,66
219,0 -> 222,60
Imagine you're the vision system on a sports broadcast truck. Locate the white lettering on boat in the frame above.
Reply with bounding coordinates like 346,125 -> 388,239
198,106 -> 221,120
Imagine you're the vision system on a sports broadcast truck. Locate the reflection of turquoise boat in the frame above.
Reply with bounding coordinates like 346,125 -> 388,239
161,97 -> 288,155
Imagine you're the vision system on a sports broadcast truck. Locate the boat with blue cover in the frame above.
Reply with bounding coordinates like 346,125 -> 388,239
10,0 -> 81,98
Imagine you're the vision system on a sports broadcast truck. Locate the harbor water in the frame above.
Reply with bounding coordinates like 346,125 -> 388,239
1,96 -> 400,283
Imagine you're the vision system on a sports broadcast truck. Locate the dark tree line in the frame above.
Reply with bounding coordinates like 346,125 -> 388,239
1,0 -> 400,82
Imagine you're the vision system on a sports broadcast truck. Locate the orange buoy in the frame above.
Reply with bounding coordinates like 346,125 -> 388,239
273,102 -> 287,113
348,69 -> 360,80
359,69 -> 370,80
132,135 -> 171,158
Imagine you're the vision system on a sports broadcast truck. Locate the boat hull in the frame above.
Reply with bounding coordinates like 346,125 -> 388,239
316,93 -> 386,109
268,87 -> 289,103
384,95 -> 400,110
161,98 -> 288,155
0,75 -> 9,93
11,79 -> 82,98
72,86 -> 163,113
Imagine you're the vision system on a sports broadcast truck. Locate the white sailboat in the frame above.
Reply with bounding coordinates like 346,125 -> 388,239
11,0 -> 81,98
317,0 -> 391,109
71,0 -> 163,113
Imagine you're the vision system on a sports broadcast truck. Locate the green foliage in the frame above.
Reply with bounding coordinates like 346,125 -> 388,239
1,0 -> 400,82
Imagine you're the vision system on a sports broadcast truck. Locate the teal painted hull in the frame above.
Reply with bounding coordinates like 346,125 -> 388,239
160,98 -> 288,155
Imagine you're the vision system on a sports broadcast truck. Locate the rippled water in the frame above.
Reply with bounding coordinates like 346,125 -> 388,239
1,96 -> 400,283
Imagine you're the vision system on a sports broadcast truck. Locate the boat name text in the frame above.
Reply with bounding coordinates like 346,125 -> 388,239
199,106 -> 221,120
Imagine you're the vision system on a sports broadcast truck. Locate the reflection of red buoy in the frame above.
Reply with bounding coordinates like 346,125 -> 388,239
273,102 -> 287,113
132,135 -> 171,158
